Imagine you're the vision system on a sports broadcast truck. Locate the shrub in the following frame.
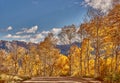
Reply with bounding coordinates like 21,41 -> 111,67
104,73 -> 120,83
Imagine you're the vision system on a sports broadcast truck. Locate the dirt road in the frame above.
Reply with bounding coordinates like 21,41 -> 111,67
23,77 -> 102,83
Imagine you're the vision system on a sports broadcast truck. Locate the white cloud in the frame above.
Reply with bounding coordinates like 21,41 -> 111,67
16,25 -> 38,34
7,26 -> 13,31
84,0 -> 114,13
26,26 -> 38,33
29,31 -> 49,43
16,31 -> 24,35
5,34 -> 12,38
5,26 -> 62,43
5,34 -> 31,39
0,26 -> 13,32
29,28 -> 62,43
30,33 -> 45,43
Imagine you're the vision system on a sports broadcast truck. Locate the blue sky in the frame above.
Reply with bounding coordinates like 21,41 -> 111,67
0,0 -> 88,42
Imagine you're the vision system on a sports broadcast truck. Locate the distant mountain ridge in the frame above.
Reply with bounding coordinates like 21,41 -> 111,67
0,40 -> 81,55
0,40 -> 36,52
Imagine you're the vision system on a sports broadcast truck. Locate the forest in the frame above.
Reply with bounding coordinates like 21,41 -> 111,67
0,2 -> 120,83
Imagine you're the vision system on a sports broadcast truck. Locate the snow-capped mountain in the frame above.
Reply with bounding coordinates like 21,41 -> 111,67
34,25 -> 81,45
0,25 -> 82,54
